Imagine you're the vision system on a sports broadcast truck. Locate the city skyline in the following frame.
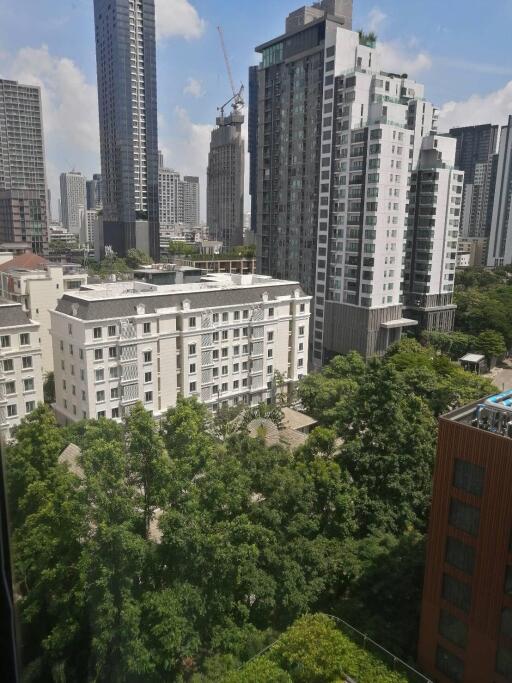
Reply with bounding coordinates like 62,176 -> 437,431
1,0 -> 512,223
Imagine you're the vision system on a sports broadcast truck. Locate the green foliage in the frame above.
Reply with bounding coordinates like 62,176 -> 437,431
88,256 -> 132,279
43,371 -> 55,404
125,248 -> 152,269
475,329 -> 507,364
222,657 -> 291,682
167,240 -> 200,256
420,330 -> 476,360
235,614 -> 408,683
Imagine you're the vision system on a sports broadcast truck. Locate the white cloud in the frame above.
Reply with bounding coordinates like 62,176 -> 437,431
183,77 -> 204,98
0,45 -> 100,216
155,0 -> 206,41
367,7 -> 387,34
439,81 -> 512,132
376,40 -> 432,77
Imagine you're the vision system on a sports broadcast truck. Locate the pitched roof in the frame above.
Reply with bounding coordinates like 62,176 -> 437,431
0,300 -> 34,329
0,253 -> 48,272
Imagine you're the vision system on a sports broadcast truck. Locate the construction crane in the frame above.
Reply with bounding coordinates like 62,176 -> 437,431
217,25 -> 244,119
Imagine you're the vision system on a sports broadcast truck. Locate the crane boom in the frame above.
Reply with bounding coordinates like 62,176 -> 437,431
217,25 -> 236,99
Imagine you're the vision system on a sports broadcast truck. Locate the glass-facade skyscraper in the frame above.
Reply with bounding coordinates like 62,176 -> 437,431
93,0 -> 159,259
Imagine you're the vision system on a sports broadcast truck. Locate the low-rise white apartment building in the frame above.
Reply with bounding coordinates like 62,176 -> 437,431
50,273 -> 311,423
0,259 -> 88,372
0,300 -> 44,443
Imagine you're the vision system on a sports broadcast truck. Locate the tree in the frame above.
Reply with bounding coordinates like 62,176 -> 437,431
125,248 -> 152,269
124,402 -> 172,538
167,240 -> 200,257
475,329 -> 507,365
337,361 -> 437,535
43,371 -> 55,404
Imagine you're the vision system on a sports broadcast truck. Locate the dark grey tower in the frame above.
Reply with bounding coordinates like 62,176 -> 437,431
248,65 -> 259,234
207,111 -> 244,248
93,0 -> 159,260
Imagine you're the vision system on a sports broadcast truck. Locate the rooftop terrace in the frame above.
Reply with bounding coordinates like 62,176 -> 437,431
445,391 -> 512,440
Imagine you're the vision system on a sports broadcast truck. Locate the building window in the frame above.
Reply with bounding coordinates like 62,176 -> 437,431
0,335 -> 11,348
143,322 -> 151,334
300,303 -> 305,312
221,382 -> 228,393
145,371 -> 152,383
81,390 -> 86,401
143,351 -> 152,363
213,384 -> 219,394
189,343 -> 196,356
449,499 -> 480,537
222,365 -> 228,376
20,333 -> 30,346
496,647 -> 512,678
298,358 -> 304,368
222,330 -> 228,341
267,365 -> 273,374
243,327 -> 249,337
94,349 -> 103,361
242,378 -> 248,387
268,307 -> 274,318
222,312 -> 229,322
234,346 -> 240,356
145,391 -> 153,403
79,349 -> 84,360
20,356 -> 32,370
242,345 -> 249,355
233,380 -> 239,390
233,363 -> 239,373
213,350 -> 219,361
501,608 -> 512,638
213,331 -> 219,342
25,401 -> 35,413
95,369 -> 104,382
243,310 -> 249,320
438,609 -> 468,649
268,331 -> 274,342
267,349 -> 273,358
62,380 -> 67,390
453,459 -> 485,497
112,408 -> 119,419
109,366 -> 119,379
436,646 -> 464,682
242,361 -> 248,371
96,390 -> 105,403
299,326 -> 305,336
445,537 -> 475,575
213,368 -> 219,378
109,347 -> 117,359
233,329 -> 240,339
234,311 -> 240,321
189,382 -> 197,392
5,381 -> 15,395
7,404 -> 17,417
213,313 -> 219,323
23,378 -> 34,392
3,359 -> 14,372
68,324 -> 73,335
69,344 -> 73,356
222,348 -> 228,358
189,317 -> 196,329
60,340 -> 64,351
97,411 -> 106,419
108,325 -> 116,336
111,387 -> 119,399
442,573 -> 471,613
93,327 -> 102,339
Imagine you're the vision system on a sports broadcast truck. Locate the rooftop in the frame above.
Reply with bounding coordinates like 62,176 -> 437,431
0,299 -> 36,329
445,391 -> 512,440
55,273 -> 310,321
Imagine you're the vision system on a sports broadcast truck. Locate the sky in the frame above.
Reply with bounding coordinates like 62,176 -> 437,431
1,0 -> 512,220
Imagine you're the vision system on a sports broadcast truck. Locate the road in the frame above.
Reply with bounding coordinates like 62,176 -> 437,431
486,361 -> 512,392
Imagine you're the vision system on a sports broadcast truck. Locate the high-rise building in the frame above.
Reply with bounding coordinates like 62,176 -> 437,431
60,171 -> 87,236
248,65 -> 259,234
449,124 -> 500,241
47,189 -> 52,223
93,0 -> 159,260
0,79 -> 49,255
487,116 -> 512,267
183,176 -> 200,227
418,391 -> 512,683
404,135 -> 463,332
253,0 -> 439,364
158,163 -> 183,228
86,173 -> 103,210
207,110 -> 245,248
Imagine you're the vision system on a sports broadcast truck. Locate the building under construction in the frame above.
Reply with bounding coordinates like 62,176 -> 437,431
206,28 -> 245,250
